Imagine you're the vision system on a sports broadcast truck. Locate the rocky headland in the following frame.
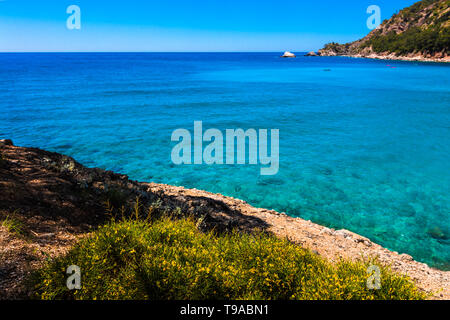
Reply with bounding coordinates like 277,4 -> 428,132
317,0 -> 449,63
0,139 -> 448,299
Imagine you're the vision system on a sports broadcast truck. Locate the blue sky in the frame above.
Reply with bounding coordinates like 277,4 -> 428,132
0,0 -> 418,52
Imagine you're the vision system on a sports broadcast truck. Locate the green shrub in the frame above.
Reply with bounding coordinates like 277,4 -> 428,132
30,216 -> 427,300
1,211 -> 26,237
104,188 -> 129,210
400,0 -> 443,21
365,25 -> 450,55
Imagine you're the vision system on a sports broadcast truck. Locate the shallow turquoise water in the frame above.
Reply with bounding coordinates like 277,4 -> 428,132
0,53 -> 449,269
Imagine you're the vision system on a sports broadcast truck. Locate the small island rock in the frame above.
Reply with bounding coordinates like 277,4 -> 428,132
281,51 -> 296,58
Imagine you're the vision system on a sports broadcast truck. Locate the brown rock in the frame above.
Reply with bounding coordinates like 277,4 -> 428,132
0,139 -> 13,146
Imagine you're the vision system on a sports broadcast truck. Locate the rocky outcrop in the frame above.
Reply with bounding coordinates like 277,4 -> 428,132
281,51 -> 296,58
0,139 -> 13,146
305,51 -> 318,56
318,0 -> 449,63
0,141 -> 448,299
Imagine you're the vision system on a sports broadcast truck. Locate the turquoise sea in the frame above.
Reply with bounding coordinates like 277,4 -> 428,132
0,53 -> 449,269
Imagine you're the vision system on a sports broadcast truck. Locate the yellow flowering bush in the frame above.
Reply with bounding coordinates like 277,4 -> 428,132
30,217 -> 426,300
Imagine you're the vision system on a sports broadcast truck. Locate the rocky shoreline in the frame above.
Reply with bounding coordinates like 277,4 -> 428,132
0,139 -> 448,299
316,0 -> 449,64
317,50 -> 450,63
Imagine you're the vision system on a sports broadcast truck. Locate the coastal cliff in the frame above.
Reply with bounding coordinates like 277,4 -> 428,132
318,0 -> 450,62
0,140 -> 448,299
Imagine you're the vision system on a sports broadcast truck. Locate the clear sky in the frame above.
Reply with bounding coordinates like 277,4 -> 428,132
0,0 -> 418,52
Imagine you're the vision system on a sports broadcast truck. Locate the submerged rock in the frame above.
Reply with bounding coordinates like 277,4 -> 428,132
427,227 -> 448,240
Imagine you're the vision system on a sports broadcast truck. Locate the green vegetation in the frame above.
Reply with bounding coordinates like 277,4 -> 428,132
363,0 -> 449,55
1,211 -> 26,237
104,188 -> 130,210
30,210 -> 427,300
322,42 -> 349,54
400,0 -> 446,21
365,25 -> 449,55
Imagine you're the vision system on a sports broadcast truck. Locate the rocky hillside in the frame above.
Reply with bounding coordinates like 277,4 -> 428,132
319,0 -> 450,62
0,139 -> 448,299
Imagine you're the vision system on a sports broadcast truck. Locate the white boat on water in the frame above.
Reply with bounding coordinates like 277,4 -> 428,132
281,51 -> 296,58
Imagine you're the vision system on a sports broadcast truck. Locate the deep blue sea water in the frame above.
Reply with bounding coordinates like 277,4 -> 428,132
0,53 -> 449,269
